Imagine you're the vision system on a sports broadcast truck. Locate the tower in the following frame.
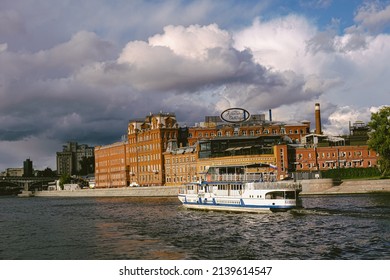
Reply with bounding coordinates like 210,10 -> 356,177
315,103 -> 322,134
23,158 -> 33,177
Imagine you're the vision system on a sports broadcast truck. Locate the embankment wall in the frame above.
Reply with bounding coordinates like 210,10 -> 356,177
301,179 -> 390,195
34,186 -> 181,197
32,179 -> 390,197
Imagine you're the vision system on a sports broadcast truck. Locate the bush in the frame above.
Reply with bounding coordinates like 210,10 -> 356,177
321,167 -> 381,179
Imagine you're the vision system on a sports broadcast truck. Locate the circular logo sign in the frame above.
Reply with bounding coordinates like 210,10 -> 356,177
220,108 -> 251,123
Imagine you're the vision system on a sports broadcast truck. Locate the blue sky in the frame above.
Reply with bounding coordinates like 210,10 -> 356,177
0,0 -> 390,171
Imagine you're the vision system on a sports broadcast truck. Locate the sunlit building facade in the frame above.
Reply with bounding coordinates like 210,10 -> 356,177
188,115 -> 311,146
95,141 -> 128,188
127,112 -> 182,186
94,105 -> 380,188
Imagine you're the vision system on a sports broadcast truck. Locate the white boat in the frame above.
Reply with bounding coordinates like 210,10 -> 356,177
178,165 -> 302,213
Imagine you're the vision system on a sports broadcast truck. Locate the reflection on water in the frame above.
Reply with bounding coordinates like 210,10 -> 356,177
0,194 -> 389,260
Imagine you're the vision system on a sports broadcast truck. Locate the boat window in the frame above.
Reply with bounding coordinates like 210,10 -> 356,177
285,191 -> 296,199
265,191 -> 284,199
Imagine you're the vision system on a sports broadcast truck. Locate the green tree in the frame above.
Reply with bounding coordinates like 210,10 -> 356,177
78,156 -> 95,176
368,106 -> 390,177
37,167 -> 57,177
59,173 -> 71,189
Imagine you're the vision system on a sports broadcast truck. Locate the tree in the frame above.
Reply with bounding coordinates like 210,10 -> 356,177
78,156 -> 95,176
367,106 -> 390,177
36,167 -> 57,177
59,174 -> 71,189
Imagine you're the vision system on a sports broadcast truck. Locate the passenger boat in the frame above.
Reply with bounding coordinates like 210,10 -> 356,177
178,164 -> 302,213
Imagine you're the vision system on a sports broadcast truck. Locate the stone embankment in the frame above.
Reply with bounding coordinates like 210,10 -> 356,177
34,186 -> 182,197
31,179 -> 390,198
301,179 -> 390,195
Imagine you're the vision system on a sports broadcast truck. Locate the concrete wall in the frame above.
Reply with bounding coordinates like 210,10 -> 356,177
34,186 -> 181,197
301,179 -> 390,195
301,179 -> 339,194
33,179 -> 390,197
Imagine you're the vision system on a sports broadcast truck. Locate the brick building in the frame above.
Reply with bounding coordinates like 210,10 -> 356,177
94,104 -> 380,188
163,140 -> 198,186
289,145 -> 378,172
188,115 -> 311,146
127,112 -> 183,186
95,141 -> 128,188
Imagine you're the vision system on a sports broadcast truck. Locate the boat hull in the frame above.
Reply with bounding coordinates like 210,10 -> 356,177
178,194 -> 299,213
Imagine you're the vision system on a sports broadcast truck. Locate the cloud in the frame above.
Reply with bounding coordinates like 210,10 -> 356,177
354,2 -> 390,33
299,0 -> 333,9
323,106 -> 378,136
0,137 -> 60,170
0,9 -> 25,36
115,22 -> 328,113
0,43 -> 7,53
0,31 -> 123,144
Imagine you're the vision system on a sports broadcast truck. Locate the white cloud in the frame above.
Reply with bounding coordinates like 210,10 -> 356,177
233,15 -> 318,74
148,24 -> 232,59
324,106 -> 375,136
0,43 -> 7,53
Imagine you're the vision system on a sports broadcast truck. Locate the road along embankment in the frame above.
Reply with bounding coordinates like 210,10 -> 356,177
301,179 -> 390,195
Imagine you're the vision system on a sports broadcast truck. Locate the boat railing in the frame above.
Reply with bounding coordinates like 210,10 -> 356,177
208,173 -> 278,183
247,181 -> 302,190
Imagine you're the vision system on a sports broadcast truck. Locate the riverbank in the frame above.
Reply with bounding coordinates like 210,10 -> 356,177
301,178 -> 390,195
28,179 -> 390,198
32,185 -> 181,197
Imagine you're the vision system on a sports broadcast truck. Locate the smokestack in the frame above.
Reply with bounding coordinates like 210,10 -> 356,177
269,109 -> 272,122
315,103 -> 322,134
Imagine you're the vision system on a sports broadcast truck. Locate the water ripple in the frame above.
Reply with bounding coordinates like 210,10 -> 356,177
0,195 -> 389,260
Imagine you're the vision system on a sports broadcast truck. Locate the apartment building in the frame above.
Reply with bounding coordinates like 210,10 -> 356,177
56,142 -> 94,175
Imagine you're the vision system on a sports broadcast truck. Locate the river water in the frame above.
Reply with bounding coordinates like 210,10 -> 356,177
0,194 -> 389,260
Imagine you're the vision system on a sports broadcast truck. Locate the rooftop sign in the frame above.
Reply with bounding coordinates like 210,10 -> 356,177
220,108 -> 251,123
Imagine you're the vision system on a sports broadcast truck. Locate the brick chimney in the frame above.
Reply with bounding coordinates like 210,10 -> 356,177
315,103 -> 322,134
